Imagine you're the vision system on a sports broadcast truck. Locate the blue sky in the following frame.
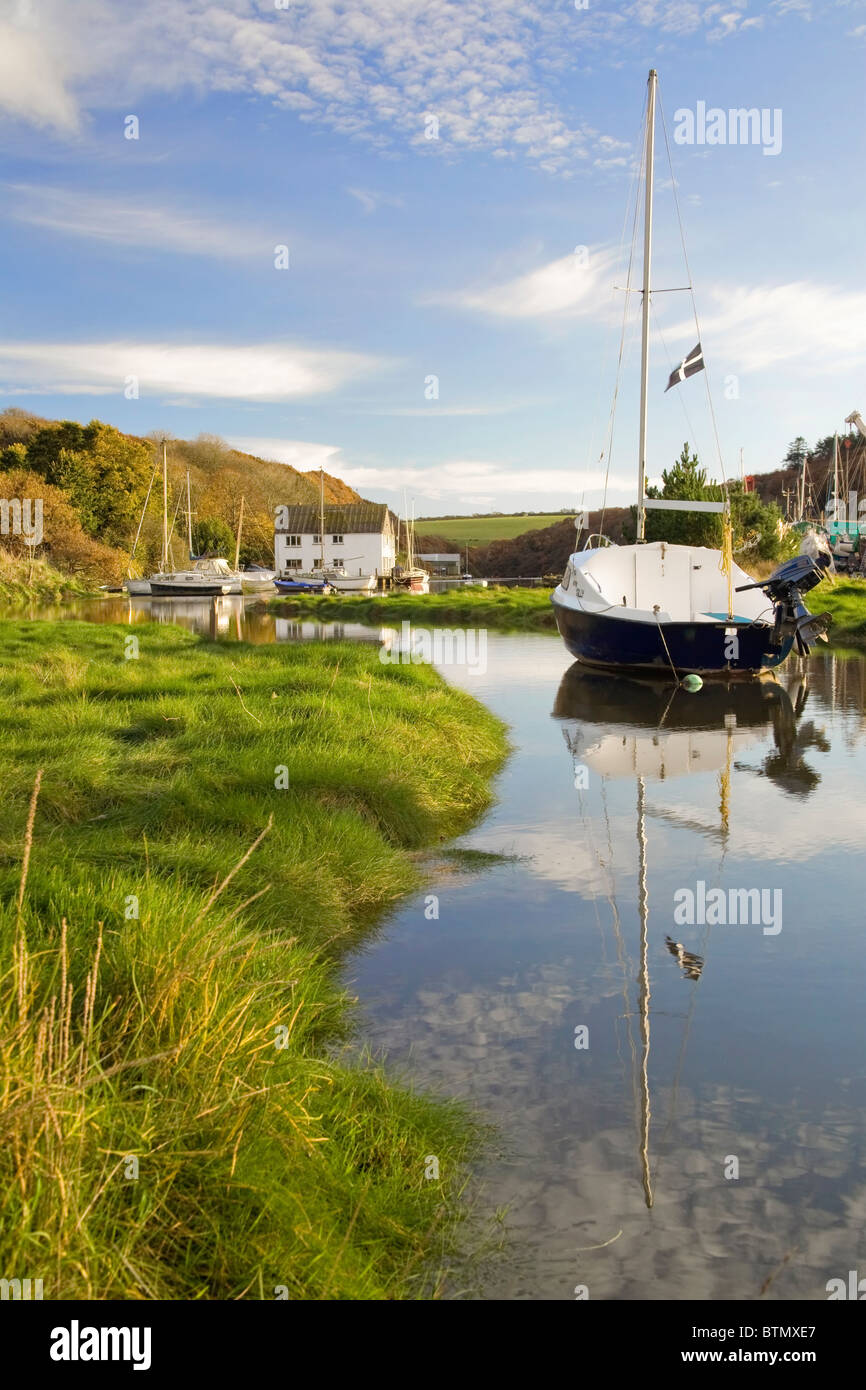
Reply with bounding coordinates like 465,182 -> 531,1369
1,0 -> 865,517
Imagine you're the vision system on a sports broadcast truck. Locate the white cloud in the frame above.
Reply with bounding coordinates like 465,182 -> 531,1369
346,187 -> 405,214
0,341 -> 385,401
354,404 -> 526,417
229,437 -> 345,471
4,184 -> 270,259
0,20 -> 81,132
0,1 -> 784,172
667,282 -> 866,372
430,247 -> 621,319
331,459 -> 635,505
431,241 -> 866,381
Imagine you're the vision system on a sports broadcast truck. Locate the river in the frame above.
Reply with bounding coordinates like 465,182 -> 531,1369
17,593 -> 866,1300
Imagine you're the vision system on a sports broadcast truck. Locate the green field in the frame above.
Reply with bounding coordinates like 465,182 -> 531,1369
417,514 -> 570,546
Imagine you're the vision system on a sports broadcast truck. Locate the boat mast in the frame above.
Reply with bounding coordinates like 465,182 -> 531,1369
234,495 -> 244,571
636,68 -> 657,544
798,452 -> 807,521
832,431 -> 839,522
319,465 -> 325,571
162,440 -> 169,570
186,470 -> 193,561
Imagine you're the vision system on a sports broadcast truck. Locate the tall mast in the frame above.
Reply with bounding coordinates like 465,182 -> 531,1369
798,454 -> 806,521
235,495 -> 244,571
636,68 -> 657,544
320,465 -> 325,570
162,440 -> 168,570
833,431 -> 839,520
186,470 -> 193,561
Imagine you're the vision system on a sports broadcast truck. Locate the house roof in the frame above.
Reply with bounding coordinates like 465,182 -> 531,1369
275,503 -> 391,534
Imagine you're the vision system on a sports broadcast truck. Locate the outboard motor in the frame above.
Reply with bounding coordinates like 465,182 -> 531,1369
735,551 -> 833,656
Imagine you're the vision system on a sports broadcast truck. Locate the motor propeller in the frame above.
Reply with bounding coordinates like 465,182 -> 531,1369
735,552 -> 833,656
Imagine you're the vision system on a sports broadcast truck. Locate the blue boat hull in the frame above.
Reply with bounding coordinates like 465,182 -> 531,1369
551,597 -> 794,678
274,579 -> 330,594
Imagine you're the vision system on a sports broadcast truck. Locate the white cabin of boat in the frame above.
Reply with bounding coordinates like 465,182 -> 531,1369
554,542 -> 770,625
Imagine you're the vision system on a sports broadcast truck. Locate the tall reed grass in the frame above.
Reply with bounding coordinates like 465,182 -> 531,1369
0,620 -> 507,1299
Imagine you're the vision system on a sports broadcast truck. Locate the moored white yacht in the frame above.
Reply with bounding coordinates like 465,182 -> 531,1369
150,556 -> 240,596
551,70 -> 830,679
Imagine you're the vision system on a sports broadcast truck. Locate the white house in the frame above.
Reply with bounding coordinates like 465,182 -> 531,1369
274,502 -> 395,580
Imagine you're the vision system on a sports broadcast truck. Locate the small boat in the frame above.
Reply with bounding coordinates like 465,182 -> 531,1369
150,557 -> 240,597
324,567 -> 378,593
391,502 -> 429,592
274,575 -> 333,594
240,565 -> 278,593
124,446 -> 164,596
551,69 -> 830,680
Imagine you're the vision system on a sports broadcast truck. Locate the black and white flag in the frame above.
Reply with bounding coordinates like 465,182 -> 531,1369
665,342 -> 704,392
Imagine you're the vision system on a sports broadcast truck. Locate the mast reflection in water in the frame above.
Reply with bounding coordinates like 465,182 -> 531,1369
554,671 -> 803,1213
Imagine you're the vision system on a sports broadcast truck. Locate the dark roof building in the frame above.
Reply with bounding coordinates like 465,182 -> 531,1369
275,503 -> 392,534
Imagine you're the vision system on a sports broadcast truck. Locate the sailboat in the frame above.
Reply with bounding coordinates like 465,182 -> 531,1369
391,501 -> 429,593
552,70 -> 831,679
150,473 -> 240,596
124,441 -> 174,595
233,499 -> 278,592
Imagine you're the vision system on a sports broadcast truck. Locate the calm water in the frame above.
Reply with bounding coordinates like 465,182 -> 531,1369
17,594 -> 866,1300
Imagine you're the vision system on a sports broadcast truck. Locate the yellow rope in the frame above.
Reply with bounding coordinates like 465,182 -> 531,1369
719,505 -> 734,619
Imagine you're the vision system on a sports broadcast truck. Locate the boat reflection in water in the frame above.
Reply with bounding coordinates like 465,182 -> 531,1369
551,666 -> 815,1211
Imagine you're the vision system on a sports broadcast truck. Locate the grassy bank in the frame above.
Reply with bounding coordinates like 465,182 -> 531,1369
0,620 -> 508,1299
0,552 -> 95,604
810,578 -> 866,648
269,585 -> 557,630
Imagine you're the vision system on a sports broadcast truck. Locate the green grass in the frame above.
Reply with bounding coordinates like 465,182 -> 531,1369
417,514 -> 569,545
809,577 -> 866,647
0,553 -> 94,604
0,619 -> 508,1300
269,586 -> 557,631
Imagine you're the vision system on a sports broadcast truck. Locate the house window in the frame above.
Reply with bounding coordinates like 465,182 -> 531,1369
283,558 -> 303,570
285,534 -> 301,547
332,534 -> 343,544
313,534 -> 321,544
312,557 -> 323,569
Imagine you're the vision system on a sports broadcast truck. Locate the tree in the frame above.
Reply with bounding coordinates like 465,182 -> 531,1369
0,466 -> 127,584
645,442 -> 723,547
20,419 -> 152,544
727,482 -> 785,562
192,517 -> 235,558
783,436 -> 809,470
